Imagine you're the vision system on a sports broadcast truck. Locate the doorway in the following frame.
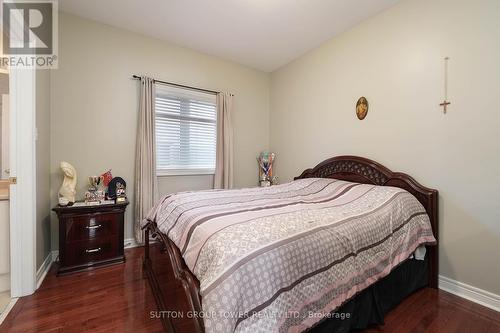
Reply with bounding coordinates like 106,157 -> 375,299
0,24 -> 38,324
0,65 -> 38,327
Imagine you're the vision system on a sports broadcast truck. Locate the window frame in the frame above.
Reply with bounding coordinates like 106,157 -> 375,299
154,85 -> 217,176
156,168 -> 216,177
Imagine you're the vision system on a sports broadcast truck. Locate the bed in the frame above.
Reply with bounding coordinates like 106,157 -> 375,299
142,156 -> 438,333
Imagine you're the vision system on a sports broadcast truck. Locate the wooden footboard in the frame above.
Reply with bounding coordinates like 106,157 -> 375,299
143,224 -> 204,333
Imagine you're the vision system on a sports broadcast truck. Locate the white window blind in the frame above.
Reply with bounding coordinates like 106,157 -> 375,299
155,84 -> 217,175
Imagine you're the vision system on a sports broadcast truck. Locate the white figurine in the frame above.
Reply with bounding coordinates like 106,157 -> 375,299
59,161 -> 77,205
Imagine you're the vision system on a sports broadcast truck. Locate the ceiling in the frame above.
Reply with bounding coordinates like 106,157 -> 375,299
59,0 -> 400,72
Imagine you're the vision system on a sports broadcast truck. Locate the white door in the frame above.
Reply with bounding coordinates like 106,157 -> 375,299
9,68 -> 36,298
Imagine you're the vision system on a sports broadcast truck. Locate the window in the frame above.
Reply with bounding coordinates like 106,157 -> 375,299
155,84 -> 217,175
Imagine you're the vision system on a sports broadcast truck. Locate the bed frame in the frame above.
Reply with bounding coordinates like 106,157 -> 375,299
143,155 -> 438,333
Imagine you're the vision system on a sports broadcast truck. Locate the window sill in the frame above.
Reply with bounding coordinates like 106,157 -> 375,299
157,169 -> 215,177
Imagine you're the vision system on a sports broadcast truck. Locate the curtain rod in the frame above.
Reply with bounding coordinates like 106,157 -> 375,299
132,75 -> 220,95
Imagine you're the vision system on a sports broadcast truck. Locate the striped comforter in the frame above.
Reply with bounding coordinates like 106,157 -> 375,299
145,178 -> 436,333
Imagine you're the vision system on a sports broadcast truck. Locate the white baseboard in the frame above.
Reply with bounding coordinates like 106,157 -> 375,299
36,252 -> 54,290
0,274 -> 9,293
0,297 -> 18,326
51,250 -> 59,262
124,237 -> 142,249
439,275 -> 500,312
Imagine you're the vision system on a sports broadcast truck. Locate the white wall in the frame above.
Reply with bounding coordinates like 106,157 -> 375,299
50,13 -> 270,248
270,0 -> 500,295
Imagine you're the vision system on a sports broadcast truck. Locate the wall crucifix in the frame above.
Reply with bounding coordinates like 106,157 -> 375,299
440,57 -> 451,114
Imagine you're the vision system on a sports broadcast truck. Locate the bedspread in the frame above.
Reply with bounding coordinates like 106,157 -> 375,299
145,178 -> 436,333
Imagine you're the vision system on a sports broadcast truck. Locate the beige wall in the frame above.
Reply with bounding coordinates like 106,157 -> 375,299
36,70 -> 52,269
270,0 -> 500,294
50,13 -> 270,248
158,175 -> 214,195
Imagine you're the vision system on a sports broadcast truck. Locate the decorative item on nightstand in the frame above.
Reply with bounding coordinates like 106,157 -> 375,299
257,152 -> 278,187
85,175 -> 105,204
108,177 -> 127,203
101,169 -> 113,188
52,200 -> 129,275
58,161 -> 77,206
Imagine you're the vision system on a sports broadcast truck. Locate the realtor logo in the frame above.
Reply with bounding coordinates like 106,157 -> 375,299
1,0 -> 58,68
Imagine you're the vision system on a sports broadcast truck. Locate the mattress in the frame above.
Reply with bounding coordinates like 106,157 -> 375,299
145,178 -> 436,333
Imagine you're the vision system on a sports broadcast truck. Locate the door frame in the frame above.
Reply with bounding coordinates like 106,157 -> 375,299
9,66 -> 37,298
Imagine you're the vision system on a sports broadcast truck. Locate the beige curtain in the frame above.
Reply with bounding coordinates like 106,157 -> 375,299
134,76 -> 158,244
214,92 -> 234,189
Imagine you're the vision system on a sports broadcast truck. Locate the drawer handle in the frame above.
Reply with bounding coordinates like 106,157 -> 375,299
85,247 -> 101,253
86,224 -> 102,230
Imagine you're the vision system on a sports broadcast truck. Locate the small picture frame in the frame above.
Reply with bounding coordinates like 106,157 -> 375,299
356,97 -> 369,120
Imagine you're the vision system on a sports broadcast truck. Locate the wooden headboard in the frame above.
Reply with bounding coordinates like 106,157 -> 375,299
295,155 -> 439,288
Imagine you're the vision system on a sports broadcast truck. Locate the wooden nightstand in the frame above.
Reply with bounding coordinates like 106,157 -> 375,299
53,201 -> 129,275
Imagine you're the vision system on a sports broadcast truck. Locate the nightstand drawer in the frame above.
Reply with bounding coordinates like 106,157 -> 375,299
64,237 -> 120,267
66,213 -> 118,241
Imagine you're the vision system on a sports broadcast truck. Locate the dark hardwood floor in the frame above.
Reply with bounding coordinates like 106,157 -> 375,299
0,248 -> 163,333
1,247 -> 499,333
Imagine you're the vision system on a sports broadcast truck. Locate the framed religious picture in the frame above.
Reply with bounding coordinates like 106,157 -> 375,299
356,97 -> 369,120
